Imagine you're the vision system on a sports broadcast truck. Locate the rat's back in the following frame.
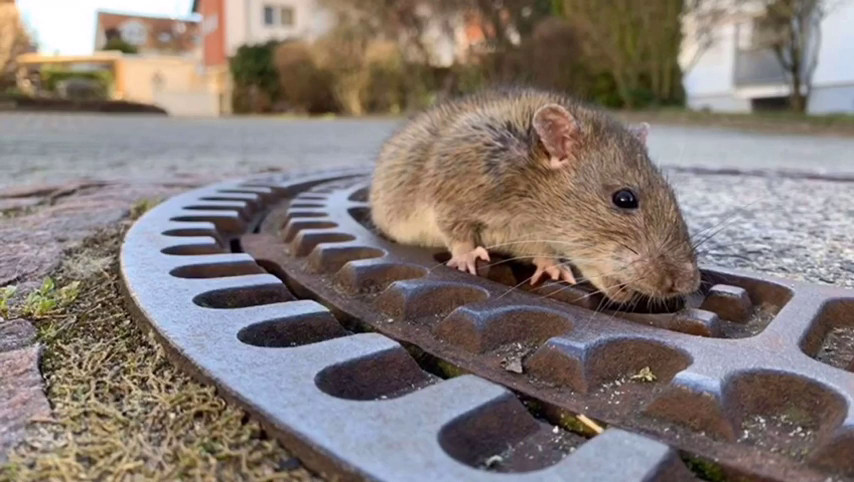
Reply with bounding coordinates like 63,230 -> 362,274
369,92 -> 484,245
369,88 -> 576,246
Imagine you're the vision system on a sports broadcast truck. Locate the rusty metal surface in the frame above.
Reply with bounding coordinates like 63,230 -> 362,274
237,175 -> 854,482
120,169 -> 694,482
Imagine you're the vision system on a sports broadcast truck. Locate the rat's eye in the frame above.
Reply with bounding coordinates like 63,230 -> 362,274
612,189 -> 638,209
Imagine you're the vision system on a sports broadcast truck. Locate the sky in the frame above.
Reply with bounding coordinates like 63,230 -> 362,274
17,0 -> 197,55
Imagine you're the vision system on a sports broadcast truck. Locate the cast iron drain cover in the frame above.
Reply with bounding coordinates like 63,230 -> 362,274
121,169 -> 854,482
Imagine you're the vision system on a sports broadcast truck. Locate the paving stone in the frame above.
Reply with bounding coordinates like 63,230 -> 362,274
0,345 -> 50,462
0,319 -> 36,353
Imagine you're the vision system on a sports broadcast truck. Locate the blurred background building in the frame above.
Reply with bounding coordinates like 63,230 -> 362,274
6,0 -> 854,117
683,0 -> 854,114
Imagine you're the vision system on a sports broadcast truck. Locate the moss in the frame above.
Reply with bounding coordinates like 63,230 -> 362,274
129,198 -> 163,220
434,360 -> 469,379
555,411 -> 600,437
682,454 -> 728,482
0,226 -> 320,482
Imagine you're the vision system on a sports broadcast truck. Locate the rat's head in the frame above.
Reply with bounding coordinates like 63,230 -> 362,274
528,103 -> 700,303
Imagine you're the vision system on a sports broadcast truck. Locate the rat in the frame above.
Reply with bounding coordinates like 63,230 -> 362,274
368,87 -> 700,303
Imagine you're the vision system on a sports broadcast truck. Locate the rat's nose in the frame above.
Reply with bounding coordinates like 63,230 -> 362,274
660,274 -> 675,294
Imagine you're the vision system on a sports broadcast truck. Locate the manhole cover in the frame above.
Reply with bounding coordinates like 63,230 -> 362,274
121,169 -> 854,482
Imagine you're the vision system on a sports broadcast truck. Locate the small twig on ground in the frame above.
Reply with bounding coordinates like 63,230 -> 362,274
577,414 -> 605,434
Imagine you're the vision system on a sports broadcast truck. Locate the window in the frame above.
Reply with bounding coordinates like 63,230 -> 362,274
280,6 -> 295,26
263,4 -> 295,28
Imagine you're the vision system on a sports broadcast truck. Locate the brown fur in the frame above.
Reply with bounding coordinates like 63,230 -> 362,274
369,87 -> 700,302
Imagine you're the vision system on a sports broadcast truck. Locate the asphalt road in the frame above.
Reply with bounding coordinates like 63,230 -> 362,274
1,112 -> 852,288
2,113 -> 854,189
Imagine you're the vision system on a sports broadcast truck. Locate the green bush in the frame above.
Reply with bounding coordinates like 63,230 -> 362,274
40,69 -> 112,100
229,41 -> 280,113
41,69 -> 111,92
361,41 -> 406,114
103,37 -> 138,54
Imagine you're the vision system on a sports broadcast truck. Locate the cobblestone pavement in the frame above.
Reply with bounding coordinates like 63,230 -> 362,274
1,112 -> 853,472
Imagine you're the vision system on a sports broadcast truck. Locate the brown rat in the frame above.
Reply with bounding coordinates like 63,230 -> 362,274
369,87 -> 700,303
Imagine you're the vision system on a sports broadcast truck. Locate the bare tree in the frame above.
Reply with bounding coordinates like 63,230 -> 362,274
753,0 -> 844,112
557,0 -> 745,107
316,0 -> 473,111
680,0 -> 745,75
561,0 -> 685,107
317,0 -> 462,65
0,1 -> 33,89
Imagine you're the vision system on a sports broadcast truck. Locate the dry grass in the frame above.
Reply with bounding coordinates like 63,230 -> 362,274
0,224 -> 321,482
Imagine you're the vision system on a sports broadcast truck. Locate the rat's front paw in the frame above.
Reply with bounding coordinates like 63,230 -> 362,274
447,246 -> 490,275
531,257 -> 576,285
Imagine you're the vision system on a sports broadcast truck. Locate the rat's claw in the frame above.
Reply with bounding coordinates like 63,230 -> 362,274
447,246 -> 490,276
558,266 -> 576,284
531,257 -> 576,285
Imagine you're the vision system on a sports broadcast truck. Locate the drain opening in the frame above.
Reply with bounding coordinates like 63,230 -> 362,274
439,393 -> 586,474
237,309 -> 349,348
193,283 -> 293,308
170,261 -> 263,279
403,342 -> 596,473
800,299 -> 854,373
162,243 -> 224,255
314,347 -> 437,401
230,237 -> 243,253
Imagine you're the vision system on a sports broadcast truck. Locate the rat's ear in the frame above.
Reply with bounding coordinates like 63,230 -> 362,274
628,122 -> 650,145
533,104 -> 580,169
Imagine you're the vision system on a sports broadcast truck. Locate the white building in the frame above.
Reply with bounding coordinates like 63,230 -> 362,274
681,0 -> 854,114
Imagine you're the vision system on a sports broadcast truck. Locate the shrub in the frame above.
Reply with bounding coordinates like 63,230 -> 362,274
472,17 -> 615,104
229,41 -> 279,113
102,37 -> 138,54
361,40 -> 406,114
273,40 -> 336,114
231,84 -> 273,114
41,68 -> 112,100
311,22 -> 371,116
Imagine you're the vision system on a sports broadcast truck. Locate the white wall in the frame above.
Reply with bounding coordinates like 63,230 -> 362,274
811,1 -> 854,86
686,93 -> 751,112
810,84 -> 854,113
681,22 -> 739,99
224,0 -> 331,56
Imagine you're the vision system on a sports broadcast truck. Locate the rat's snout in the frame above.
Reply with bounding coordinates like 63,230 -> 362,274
572,248 -> 700,303
662,261 -> 701,296
659,273 -> 675,293
635,258 -> 700,299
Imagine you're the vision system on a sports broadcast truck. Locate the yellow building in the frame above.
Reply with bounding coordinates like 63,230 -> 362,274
15,51 -> 222,116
